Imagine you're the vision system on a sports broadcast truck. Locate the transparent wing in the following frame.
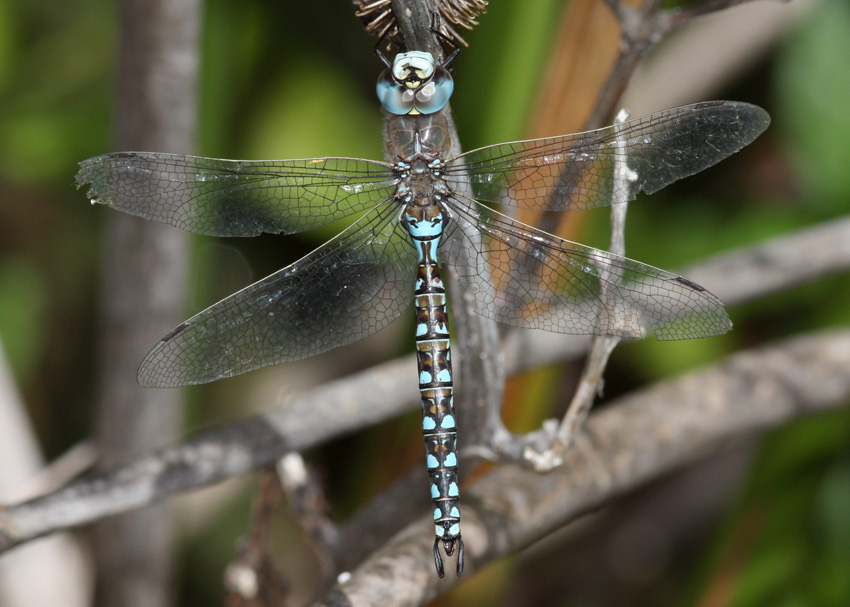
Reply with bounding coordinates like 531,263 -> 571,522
76,152 -> 398,237
138,202 -> 415,387
443,101 -> 769,211
442,197 -> 731,340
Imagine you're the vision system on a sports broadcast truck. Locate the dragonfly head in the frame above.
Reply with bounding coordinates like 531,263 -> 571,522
377,51 -> 454,116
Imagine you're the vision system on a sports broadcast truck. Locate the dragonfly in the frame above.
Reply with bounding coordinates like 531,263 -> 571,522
76,48 -> 769,577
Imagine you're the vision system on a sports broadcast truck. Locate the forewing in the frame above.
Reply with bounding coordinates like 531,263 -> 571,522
76,152 -> 398,236
443,101 -> 769,211
442,198 -> 731,340
138,203 -> 415,387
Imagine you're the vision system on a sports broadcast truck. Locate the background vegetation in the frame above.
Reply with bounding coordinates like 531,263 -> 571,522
1,0 -> 848,605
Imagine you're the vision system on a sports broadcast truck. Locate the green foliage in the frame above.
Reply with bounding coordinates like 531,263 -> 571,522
0,0 -> 12,85
0,0 -> 113,185
775,0 -> 850,210
452,0 -> 564,146
0,257 -> 47,383
694,410 -> 850,607
714,5 -> 850,600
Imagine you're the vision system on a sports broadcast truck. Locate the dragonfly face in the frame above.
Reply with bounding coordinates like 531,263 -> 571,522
377,51 -> 454,115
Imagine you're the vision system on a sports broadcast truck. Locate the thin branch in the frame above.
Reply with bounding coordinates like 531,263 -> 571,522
624,0 -> 809,114
314,329 -> 850,605
524,108 -> 632,471
589,0 -> 772,128
275,453 -> 338,573
684,218 -> 850,305
7,441 -> 96,503
2,215 -> 849,556
0,358 -> 415,553
223,469 -> 289,606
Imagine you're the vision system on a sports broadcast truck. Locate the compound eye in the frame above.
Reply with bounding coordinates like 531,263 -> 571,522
414,66 -> 453,114
377,69 -> 415,115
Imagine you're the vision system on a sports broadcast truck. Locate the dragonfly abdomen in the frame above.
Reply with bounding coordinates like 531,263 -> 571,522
404,203 -> 464,577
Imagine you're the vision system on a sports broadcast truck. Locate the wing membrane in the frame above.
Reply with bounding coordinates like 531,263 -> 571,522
138,202 -> 415,387
76,152 -> 398,237
444,101 -> 769,212
442,197 -> 731,340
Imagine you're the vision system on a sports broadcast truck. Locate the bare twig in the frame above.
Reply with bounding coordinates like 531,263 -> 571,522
314,329 -> 850,605
625,0 -> 811,114
590,0 -> 772,128
276,453 -> 338,573
224,469 -> 290,607
525,109 -> 632,472
6,441 -> 96,503
2,215 -> 850,556
0,358 -> 418,554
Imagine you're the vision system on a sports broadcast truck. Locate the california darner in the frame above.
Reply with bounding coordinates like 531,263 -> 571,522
76,49 -> 770,577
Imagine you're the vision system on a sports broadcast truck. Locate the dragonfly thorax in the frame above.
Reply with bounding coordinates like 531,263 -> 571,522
396,165 -> 448,210
385,113 -> 452,162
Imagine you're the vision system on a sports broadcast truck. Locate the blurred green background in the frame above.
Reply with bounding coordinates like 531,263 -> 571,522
0,0 -> 848,605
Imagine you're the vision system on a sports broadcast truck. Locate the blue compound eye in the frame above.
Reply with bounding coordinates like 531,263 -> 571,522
377,63 -> 454,115
377,69 -> 415,115
413,65 -> 453,114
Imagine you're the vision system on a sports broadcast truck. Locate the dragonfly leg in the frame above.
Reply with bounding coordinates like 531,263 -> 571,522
429,12 -> 461,70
